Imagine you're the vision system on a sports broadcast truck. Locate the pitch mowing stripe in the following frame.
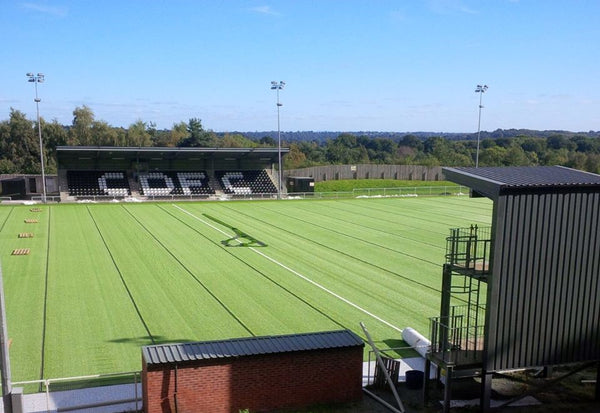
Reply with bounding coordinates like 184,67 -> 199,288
350,197 -> 493,226
282,201 -> 452,239
173,204 -> 404,335
157,204 -> 350,334
218,203 -> 443,284
86,206 -> 156,344
38,206 -> 52,385
338,197 -> 491,224
206,205 -> 446,313
0,206 -> 46,383
253,201 -> 448,247
224,203 -> 443,266
0,206 -> 14,233
121,205 -> 255,336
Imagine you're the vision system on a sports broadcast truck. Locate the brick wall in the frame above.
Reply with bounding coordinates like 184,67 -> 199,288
143,347 -> 363,413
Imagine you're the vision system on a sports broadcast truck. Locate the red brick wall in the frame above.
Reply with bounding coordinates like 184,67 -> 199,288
143,347 -> 363,413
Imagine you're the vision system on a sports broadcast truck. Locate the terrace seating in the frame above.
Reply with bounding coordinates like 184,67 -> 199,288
138,171 -> 215,197
216,170 -> 277,195
67,171 -> 131,197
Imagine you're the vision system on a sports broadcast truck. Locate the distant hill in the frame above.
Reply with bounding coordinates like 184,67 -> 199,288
224,129 -> 600,143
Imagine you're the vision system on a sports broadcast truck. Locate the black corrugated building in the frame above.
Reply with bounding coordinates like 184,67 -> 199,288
427,166 -> 600,411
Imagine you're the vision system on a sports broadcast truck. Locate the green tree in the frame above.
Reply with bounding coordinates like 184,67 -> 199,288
178,118 -> 216,147
220,133 -> 257,148
43,120 -> 69,173
503,145 -> 530,166
584,154 -> 600,173
259,136 -> 276,146
1,109 -> 42,173
479,146 -> 507,166
399,135 -> 424,151
91,121 -> 120,146
284,143 -> 307,169
126,120 -> 152,146
70,105 -> 95,145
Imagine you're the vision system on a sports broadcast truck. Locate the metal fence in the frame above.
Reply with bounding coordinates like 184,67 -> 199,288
429,303 -> 486,365
29,195 -> 62,203
287,185 -> 468,200
11,371 -> 141,413
363,345 -> 430,388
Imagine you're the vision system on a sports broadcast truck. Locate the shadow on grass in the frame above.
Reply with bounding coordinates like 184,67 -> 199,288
376,338 -> 420,359
108,335 -> 197,346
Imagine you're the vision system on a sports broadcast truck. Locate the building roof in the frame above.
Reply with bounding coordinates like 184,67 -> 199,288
56,146 -> 289,161
443,166 -> 600,199
142,330 -> 364,365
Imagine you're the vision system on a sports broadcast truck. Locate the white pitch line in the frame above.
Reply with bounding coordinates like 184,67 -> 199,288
173,204 -> 404,334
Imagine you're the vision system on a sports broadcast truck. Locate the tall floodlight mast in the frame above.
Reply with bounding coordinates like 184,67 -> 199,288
475,84 -> 488,168
270,81 -> 285,199
26,72 -> 47,202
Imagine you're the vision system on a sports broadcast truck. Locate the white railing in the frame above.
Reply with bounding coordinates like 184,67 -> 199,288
29,195 -> 62,203
287,185 -> 468,200
11,370 -> 141,413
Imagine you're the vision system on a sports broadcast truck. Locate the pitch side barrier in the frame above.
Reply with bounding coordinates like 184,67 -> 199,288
287,185 -> 468,200
11,371 -> 142,412
63,185 -> 467,203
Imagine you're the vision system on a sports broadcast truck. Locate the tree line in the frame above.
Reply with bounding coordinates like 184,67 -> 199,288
1,105 -> 599,175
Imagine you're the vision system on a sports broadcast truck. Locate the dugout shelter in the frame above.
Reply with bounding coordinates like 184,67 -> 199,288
56,146 -> 289,201
425,166 -> 600,412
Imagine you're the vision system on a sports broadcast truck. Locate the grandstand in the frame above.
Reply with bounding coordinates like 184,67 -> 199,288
56,146 -> 289,202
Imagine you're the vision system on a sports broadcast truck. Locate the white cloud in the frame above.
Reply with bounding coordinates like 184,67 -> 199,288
249,5 -> 281,16
21,2 -> 68,17
426,0 -> 478,15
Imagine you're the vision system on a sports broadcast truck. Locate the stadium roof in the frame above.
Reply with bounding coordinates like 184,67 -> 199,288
142,330 -> 364,365
56,146 -> 289,161
443,166 -> 600,199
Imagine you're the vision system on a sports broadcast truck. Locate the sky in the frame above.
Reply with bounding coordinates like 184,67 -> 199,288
2,0 -> 599,133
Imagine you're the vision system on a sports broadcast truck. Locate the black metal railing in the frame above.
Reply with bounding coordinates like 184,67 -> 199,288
429,304 -> 485,365
445,225 -> 491,276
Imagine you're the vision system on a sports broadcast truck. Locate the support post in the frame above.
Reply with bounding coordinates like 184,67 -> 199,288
596,362 -> 600,401
481,370 -> 493,412
442,366 -> 453,413
439,264 -> 452,351
423,358 -> 431,406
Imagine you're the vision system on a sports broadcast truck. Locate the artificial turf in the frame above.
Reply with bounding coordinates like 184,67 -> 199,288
0,196 -> 492,384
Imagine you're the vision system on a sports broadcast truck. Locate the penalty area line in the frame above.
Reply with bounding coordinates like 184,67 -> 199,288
172,204 -> 403,334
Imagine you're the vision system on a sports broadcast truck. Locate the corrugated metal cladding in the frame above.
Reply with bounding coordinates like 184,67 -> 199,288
142,329 -> 364,366
487,190 -> 600,371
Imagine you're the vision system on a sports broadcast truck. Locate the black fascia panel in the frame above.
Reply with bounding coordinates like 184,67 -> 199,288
443,167 -> 502,200
443,166 -> 600,200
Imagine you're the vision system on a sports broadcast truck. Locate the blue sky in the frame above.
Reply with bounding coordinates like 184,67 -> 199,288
2,1 -> 599,132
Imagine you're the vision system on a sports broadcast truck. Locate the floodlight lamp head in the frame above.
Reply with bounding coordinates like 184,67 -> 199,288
270,80 -> 285,90
26,72 -> 34,77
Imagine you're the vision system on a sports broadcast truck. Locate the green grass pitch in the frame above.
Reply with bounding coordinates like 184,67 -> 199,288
0,196 -> 492,383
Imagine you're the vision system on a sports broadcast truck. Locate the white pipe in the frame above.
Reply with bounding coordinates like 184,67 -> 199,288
402,327 -> 431,358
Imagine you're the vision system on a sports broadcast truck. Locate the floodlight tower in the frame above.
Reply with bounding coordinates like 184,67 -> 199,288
27,72 -> 47,202
271,81 -> 285,199
475,84 -> 488,168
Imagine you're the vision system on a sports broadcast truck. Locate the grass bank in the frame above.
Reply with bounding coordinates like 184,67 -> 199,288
314,179 -> 458,192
